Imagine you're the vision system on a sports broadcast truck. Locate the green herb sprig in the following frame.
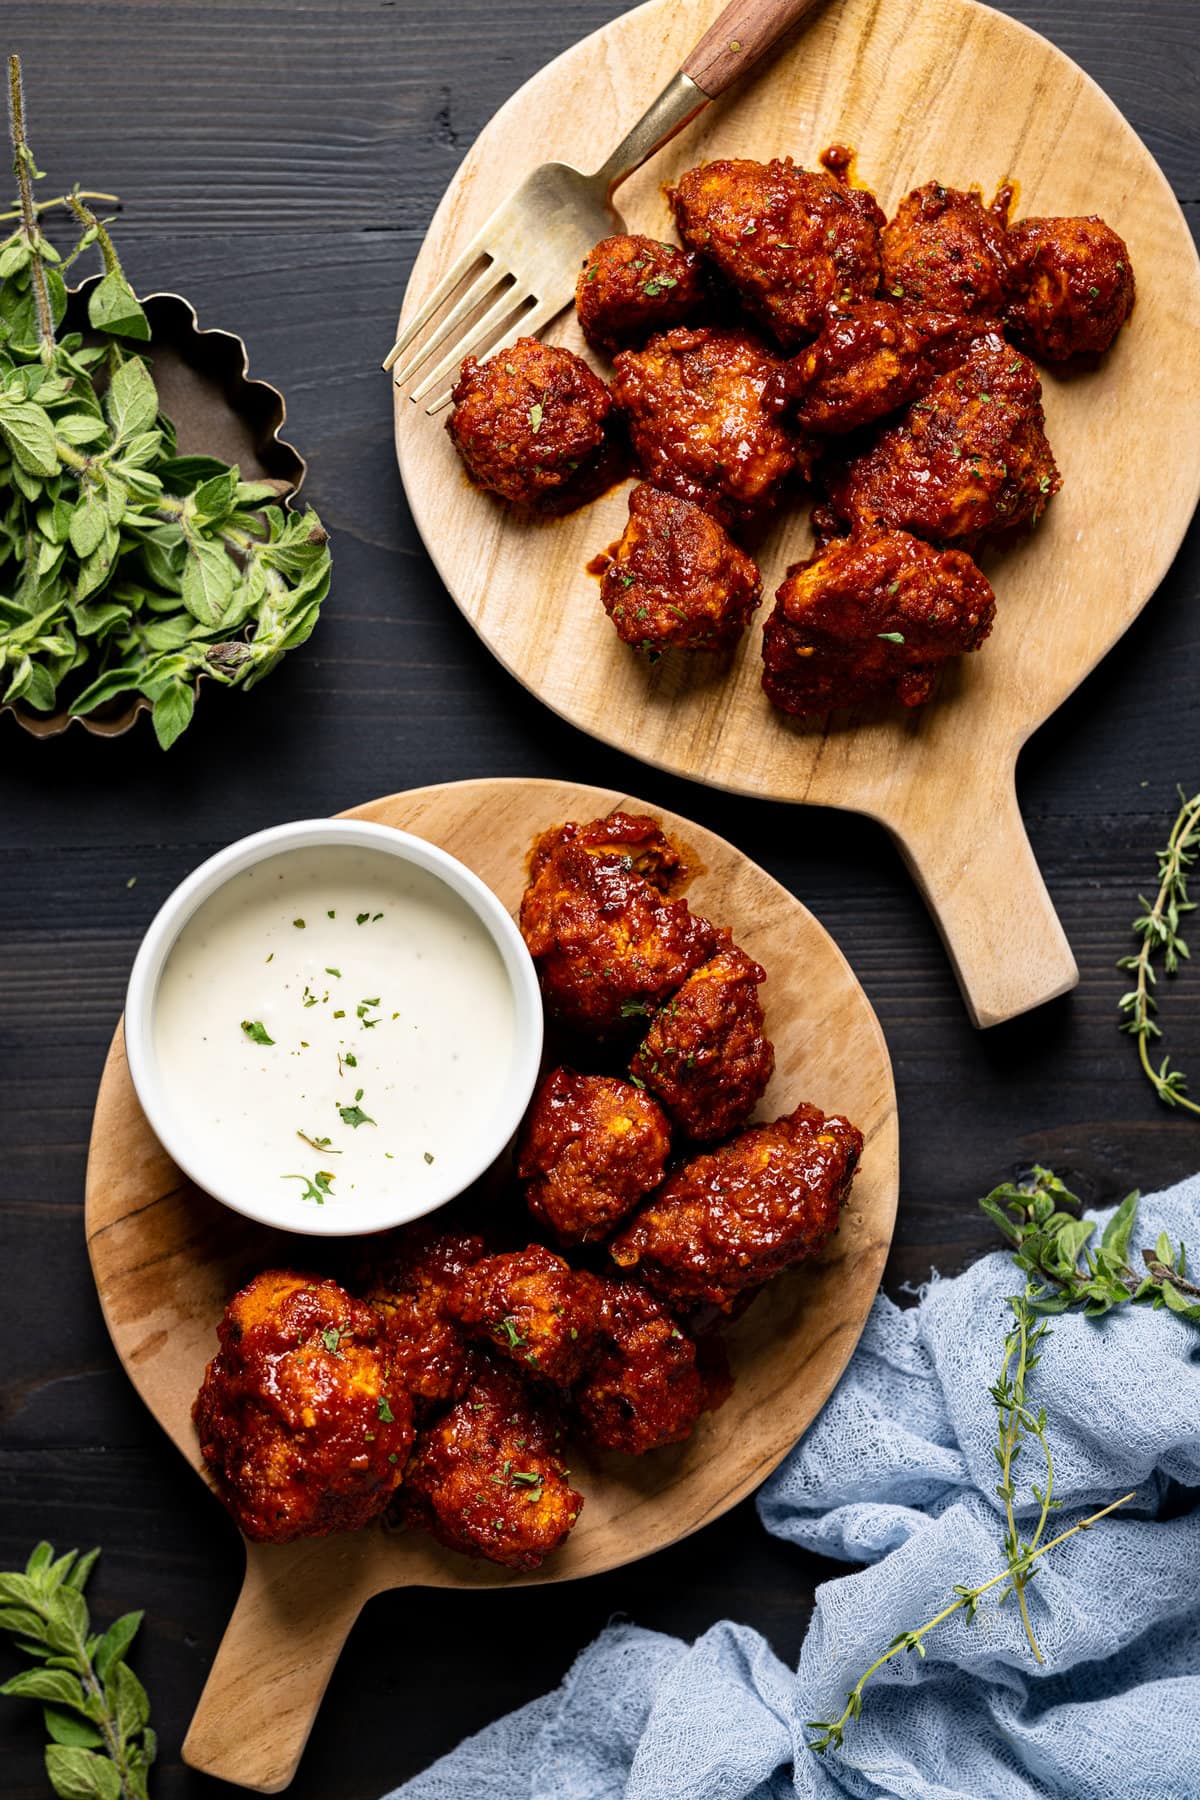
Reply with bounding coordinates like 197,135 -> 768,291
979,1165 -> 1200,1323
804,1489 -> 1134,1755
0,55 -> 331,746
0,1541 -> 155,1800
1118,787 -> 1200,1116
807,1166 -> 1200,1757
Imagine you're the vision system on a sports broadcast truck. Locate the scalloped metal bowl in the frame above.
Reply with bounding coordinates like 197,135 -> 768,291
5,276 -> 307,742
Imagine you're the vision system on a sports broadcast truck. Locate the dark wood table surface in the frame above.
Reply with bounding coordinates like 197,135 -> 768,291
2,2 -> 1197,1794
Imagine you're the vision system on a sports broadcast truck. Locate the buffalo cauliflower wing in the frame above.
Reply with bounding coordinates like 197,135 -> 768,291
610,1102 -> 863,1309
193,1270 -> 413,1543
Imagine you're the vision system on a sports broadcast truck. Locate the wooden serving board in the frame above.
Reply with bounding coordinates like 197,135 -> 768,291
84,778 -> 897,1793
392,0 -> 1200,1030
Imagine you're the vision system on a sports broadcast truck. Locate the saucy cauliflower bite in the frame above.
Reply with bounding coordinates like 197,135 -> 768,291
610,327 -> 804,529
782,300 -> 983,435
448,1245 -> 604,1387
761,528 -> 996,713
520,813 -> 721,1035
630,945 -> 775,1142
669,158 -> 883,347
193,1270 -> 413,1544
527,810 -> 687,894
447,337 -> 612,506
517,1066 -> 672,1246
610,1102 -> 863,1310
599,482 -> 763,653
1003,215 -> 1135,362
359,1227 -> 483,1404
573,1280 -> 707,1454
398,1352 -> 583,1570
880,181 -> 1010,320
825,333 -> 1061,545
576,234 -> 708,353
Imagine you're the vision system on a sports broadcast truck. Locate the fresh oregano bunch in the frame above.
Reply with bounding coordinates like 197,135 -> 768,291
1118,786 -> 1200,1116
979,1163 -> 1200,1322
0,1541 -> 155,1800
0,54 -> 331,747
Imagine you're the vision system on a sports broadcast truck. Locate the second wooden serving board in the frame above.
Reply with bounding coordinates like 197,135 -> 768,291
392,0 -> 1200,1029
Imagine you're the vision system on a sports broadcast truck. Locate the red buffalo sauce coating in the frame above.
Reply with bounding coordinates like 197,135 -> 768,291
761,527 -> 996,713
398,1352 -> 583,1571
359,1226 -> 483,1404
1003,215 -> 1135,362
447,337 -> 612,506
782,300 -> 984,434
611,326 -> 806,528
448,1244 -> 605,1387
520,813 -> 721,1034
518,1066 -> 672,1246
527,811 -> 695,894
193,1270 -> 413,1544
599,482 -> 762,653
669,157 -> 883,347
576,234 -> 708,353
611,1102 -> 863,1309
825,333 -> 1061,546
880,181 -> 1011,320
630,944 -> 774,1142
573,1280 -> 710,1454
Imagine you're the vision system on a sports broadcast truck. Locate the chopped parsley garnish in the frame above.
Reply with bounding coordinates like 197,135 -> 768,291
356,912 -> 370,925
498,1316 -> 526,1349
293,918 -> 306,929
241,1019 -> 275,1045
528,401 -> 544,434
423,1150 -> 434,1164
878,631 -> 906,644
282,1169 -> 335,1205
620,999 -> 650,1017
378,1395 -> 395,1423
338,1087 -> 377,1128
297,1130 -> 340,1154
321,1327 -> 342,1355
325,967 -> 342,978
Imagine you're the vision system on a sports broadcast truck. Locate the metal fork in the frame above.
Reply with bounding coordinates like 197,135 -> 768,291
384,0 -> 824,412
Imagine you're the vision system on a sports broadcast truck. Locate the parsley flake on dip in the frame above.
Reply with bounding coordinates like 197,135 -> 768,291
124,821 -> 543,1235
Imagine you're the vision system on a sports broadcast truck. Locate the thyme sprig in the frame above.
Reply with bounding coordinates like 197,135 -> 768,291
804,1490 -> 1134,1755
1118,787 -> 1200,1115
0,1541 -> 155,1800
807,1167 -> 1200,1757
990,1282 -> 1057,1662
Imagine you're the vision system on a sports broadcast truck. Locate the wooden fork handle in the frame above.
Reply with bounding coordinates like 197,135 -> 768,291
183,1537 -> 377,1792
682,0 -> 827,97
888,767 -> 1078,1029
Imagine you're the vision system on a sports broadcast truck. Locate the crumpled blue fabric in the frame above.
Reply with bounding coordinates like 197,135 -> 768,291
386,1177 -> 1200,1800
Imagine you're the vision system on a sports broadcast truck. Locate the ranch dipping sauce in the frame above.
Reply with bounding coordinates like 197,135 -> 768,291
153,844 -> 517,1221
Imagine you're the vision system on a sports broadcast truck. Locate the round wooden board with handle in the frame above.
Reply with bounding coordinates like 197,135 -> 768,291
85,778 -> 898,1793
392,0 -> 1200,1031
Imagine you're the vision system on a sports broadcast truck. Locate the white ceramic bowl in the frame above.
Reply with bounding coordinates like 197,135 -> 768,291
124,818 -> 543,1236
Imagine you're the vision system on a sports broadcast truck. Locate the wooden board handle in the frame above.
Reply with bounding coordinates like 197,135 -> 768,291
183,1538 -> 376,1793
890,771 -> 1078,1029
681,0 -> 825,97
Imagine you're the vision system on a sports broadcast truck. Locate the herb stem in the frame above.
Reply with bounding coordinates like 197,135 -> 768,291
0,188 -> 119,224
6,54 -> 55,362
809,1492 -> 1135,1753
1119,788 -> 1200,1116
66,190 -> 122,276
